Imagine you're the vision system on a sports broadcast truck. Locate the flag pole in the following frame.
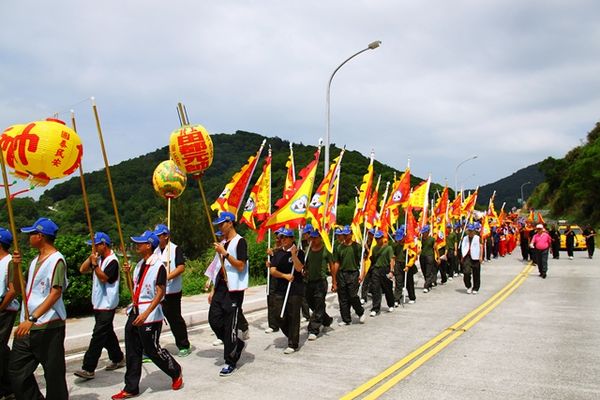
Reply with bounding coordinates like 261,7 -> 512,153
91,97 -> 133,296
267,145 -> 272,294
0,141 -> 28,319
280,243 -> 310,319
70,111 -> 96,255
402,206 -> 410,307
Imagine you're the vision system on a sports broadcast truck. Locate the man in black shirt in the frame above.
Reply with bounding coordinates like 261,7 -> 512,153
75,232 -> 124,380
583,226 -> 596,259
209,212 -> 249,376
270,228 -> 305,354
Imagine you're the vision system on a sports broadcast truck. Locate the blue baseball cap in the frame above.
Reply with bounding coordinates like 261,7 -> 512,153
309,229 -> 320,238
334,227 -> 343,235
131,230 -> 160,249
394,227 -> 406,241
279,228 -> 295,237
467,223 -> 476,231
302,224 -> 314,234
274,227 -> 285,235
373,230 -> 384,239
421,225 -> 430,234
340,225 -> 352,235
86,231 -> 111,246
154,224 -> 170,235
212,211 -> 235,225
20,217 -> 59,237
454,222 -> 462,229
367,228 -> 375,236
0,228 -> 13,245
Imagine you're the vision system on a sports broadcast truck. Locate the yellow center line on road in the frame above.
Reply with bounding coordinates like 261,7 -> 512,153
341,263 -> 534,400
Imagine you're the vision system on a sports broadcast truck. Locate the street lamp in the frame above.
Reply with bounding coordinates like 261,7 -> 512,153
454,155 -> 478,196
520,181 -> 532,206
325,40 -> 382,175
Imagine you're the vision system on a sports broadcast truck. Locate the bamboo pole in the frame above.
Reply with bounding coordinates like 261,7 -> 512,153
0,144 -> 28,319
70,111 -> 96,254
91,97 -> 133,295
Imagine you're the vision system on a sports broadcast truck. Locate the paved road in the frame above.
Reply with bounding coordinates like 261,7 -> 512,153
30,252 -> 599,399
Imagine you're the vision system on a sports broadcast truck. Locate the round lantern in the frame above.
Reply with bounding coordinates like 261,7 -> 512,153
152,160 -> 187,199
169,124 -> 213,175
0,124 -> 29,179
1,119 -> 82,186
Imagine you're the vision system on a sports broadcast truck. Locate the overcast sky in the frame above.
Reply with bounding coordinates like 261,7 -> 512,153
2,0 -> 599,199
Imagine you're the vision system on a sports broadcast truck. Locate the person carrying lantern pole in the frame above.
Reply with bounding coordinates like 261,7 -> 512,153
74,232 -> 125,380
0,228 -> 19,400
9,218 -> 69,400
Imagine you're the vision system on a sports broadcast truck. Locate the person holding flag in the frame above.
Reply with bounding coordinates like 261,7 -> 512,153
304,230 -> 334,341
368,230 -> 395,316
392,227 -> 417,305
332,226 -> 367,326
446,223 -> 458,280
0,228 -> 18,400
461,224 -> 484,294
420,225 -> 436,293
265,227 -> 284,334
269,228 -> 305,354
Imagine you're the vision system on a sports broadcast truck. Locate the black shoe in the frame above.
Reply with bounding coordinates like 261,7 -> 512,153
542,273 -> 547,279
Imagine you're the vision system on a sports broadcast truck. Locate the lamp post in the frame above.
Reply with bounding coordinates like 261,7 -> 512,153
325,40 -> 382,175
520,181 -> 532,206
454,155 -> 478,196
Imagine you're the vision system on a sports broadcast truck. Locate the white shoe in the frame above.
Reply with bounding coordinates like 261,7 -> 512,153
212,339 -> 223,346
360,298 -> 366,305
453,273 -> 458,277
301,317 -> 308,323
423,288 -> 429,293
338,321 -> 350,327
369,311 -> 377,317
308,333 -> 317,341
241,329 -> 250,340
264,327 -> 274,334
467,288 -> 473,294
408,300 -> 415,304
388,306 -> 394,313
394,301 -> 399,307
359,313 -> 367,324
283,347 -> 296,354
448,277 -> 453,281
569,256 -> 573,260
472,290 -> 478,295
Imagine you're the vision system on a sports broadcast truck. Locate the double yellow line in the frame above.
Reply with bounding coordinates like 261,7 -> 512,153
341,262 -> 534,400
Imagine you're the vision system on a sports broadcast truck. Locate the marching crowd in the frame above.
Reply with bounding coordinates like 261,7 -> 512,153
0,212 -> 594,399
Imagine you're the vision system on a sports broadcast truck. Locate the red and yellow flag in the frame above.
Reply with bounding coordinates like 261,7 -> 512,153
481,213 -> 491,239
449,192 -> 462,220
404,205 -> 420,267
461,187 -> 479,216
408,177 -> 430,210
211,141 -> 265,216
351,157 -> 374,242
281,143 -> 296,205
537,212 -> 545,225
364,178 -> 381,231
386,167 -> 411,210
240,152 -> 271,230
258,148 -> 320,240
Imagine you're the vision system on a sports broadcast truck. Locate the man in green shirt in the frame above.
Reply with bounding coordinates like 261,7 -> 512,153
332,226 -> 366,326
10,217 -> 69,400
392,226 -> 416,305
420,225 -> 436,293
368,230 -> 395,316
305,230 -> 333,340
446,223 -> 458,279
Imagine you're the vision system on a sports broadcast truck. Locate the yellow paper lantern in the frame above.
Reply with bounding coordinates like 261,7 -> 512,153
169,124 -> 213,175
0,118 -> 82,186
152,160 -> 187,199
0,124 -> 30,179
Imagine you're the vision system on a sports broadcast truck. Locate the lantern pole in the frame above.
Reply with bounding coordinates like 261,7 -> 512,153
91,97 -> 133,295
70,111 -> 96,254
0,142 -> 28,319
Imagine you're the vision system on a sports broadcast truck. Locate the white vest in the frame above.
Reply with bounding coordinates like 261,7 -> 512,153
223,234 -> 249,292
128,255 -> 164,324
21,252 -> 68,325
461,235 -> 481,261
92,251 -> 120,310
154,242 -> 182,295
0,254 -> 19,312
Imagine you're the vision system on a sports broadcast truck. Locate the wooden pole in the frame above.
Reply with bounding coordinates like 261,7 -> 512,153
70,111 -> 96,254
0,143 -> 28,319
91,97 -> 133,295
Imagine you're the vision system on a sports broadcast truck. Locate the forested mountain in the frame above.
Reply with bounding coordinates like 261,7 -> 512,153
2,130 -> 437,258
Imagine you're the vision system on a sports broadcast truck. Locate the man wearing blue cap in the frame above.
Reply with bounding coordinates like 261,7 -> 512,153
368,231 -> 395,316
420,225 -> 436,293
391,227 -> 416,305
153,224 -> 191,357
0,227 -> 19,399
304,230 -> 333,340
75,232 -> 124,380
299,225 -> 313,322
208,211 -> 249,375
112,230 -> 182,399
264,227 -> 284,334
9,217 -> 69,400
446,223 -> 458,279
461,224 -> 483,294
269,227 -> 305,353
332,226 -> 366,326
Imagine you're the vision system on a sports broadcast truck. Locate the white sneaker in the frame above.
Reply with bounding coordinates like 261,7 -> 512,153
301,317 -> 308,323
359,313 -> 367,324
264,327 -> 274,334
241,329 -> 250,340
448,277 -> 453,281
283,347 -> 296,354
408,300 -> 415,304
308,333 -> 317,341
467,288 -> 473,294
212,339 -> 223,346
338,321 -> 350,326
423,288 -> 429,293
394,301 -> 399,307
369,311 -> 377,317
388,306 -> 394,313
360,298 -> 366,305
569,256 -> 573,260
472,290 -> 478,295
